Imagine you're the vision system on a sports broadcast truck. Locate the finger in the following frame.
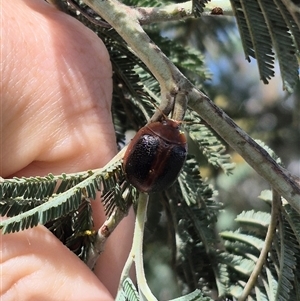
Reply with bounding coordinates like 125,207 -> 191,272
0,225 -> 113,301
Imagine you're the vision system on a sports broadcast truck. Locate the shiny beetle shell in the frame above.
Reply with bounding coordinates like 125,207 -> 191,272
123,119 -> 187,193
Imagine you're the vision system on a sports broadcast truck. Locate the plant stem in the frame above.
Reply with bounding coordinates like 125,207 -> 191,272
136,2 -> 194,25
86,205 -> 129,269
238,189 -> 281,301
136,0 -> 233,24
134,193 -> 157,300
117,193 -> 157,300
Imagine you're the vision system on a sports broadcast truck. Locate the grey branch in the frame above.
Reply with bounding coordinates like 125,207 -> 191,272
86,205 -> 129,269
137,0 -> 233,25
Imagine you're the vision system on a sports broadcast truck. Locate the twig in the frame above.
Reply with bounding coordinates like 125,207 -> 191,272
238,189 -> 282,301
136,0 -> 233,25
84,147 -> 129,269
117,193 -> 157,300
86,205 -> 129,269
136,2 -> 193,25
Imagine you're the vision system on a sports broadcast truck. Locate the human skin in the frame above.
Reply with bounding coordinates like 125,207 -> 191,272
0,0 -> 134,300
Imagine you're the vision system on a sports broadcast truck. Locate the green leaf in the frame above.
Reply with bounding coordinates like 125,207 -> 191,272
213,263 -> 230,296
184,111 -> 235,175
193,0 -> 211,17
264,267 -> 278,300
178,156 -> 216,207
0,160 -> 124,234
235,210 -> 270,229
1,174 -> 57,200
229,0 -> 300,90
258,0 -> 299,92
0,188 -> 82,233
116,277 -> 140,301
218,253 -> 255,276
170,289 -> 213,301
220,230 -> 265,251
276,217 -> 298,301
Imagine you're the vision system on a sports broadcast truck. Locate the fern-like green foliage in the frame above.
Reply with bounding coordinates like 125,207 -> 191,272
218,192 -> 300,300
155,156 -> 225,296
48,196 -> 95,261
193,0 -> 300,91
192,0 -> 211,17
0,0 -> 233,258
184,111 -> 235,175
117,277 -> 213,301
229,0 -> 300,92
116,277 -> 140,301
0,159 -> 125,233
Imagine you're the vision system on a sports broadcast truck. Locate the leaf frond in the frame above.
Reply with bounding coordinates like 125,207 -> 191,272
221,230 -> 265,251
218,253 -> 255,276
276,215 -> 298,301
258,0 -> 299,91
240,0 -> 275,83
193,0 -> 211,17
235,210 -> 270,235
117,277 -> 140,301
229,0 -> 300,90
178,156 -> 216,207
0,159 -> 123,234
184,111 -> 235,174
1,174 -> 57,200
170,289 -> 214,301
164,156 -> 223,294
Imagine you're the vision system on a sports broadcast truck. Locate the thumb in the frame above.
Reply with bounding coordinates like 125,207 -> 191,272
1,225 -> 113,301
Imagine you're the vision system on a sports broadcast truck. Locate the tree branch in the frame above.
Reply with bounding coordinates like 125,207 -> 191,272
136,0 -> 233,25
82,0 -> 300,213
136,1 -> 193,25
86,204 -> 129,269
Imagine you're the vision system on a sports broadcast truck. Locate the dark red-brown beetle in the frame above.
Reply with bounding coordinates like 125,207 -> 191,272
123,119 -> 187,193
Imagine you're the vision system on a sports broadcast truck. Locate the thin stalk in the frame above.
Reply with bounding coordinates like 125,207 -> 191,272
238,189 -> 281,301
117,193 -> 157,300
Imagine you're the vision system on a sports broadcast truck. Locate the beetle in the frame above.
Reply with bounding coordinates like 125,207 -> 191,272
123,119 -> 187,193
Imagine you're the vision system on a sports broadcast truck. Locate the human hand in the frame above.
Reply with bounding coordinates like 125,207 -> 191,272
1,1 -> 134,300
